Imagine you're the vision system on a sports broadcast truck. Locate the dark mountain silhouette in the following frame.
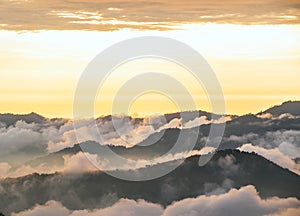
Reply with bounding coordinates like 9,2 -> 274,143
96,114 -> 144,125
2,150 -> 300,215
0,100 -> 298,127
260,101 -> 300,117
164,110 -> 226,122
0,112 -> 46,126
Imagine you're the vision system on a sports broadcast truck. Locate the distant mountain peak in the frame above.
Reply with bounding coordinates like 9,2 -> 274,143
261,101 -> 300,117
0,112 -> 46,126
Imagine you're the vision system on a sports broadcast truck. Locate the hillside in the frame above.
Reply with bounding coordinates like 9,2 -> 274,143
2,150 -> 300,215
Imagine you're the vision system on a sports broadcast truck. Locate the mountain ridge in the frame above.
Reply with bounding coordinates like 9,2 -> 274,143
1,101 -> 299,125
259,101 -> 300,116
1,150 -> 300,215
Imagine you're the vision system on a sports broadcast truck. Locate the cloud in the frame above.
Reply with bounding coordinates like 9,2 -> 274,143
49,115 -> 168,151
1,162 -> 65,179
157,115 -> 230,131
12,199 -> 163,216
0,113 -> 218,163
0,152 -> 101,178
1,0 -> 300,31
0,145 -> 216,179
63,152 -> 99,174
163,185 -> 300,216
12,186 -> 300,216
70,199 -> 163,216
278,141 -> 300,159
260,130 -> 300,158
0,116 -> 157,166
1,113 -> 298,178
0,121 -> 49,166
257,113 -> 300,120
238,143 -> 300,175
63,147 -> 216,173
157,118 -> 182,131
203,178 -> 235,195
266,207 -> 300,216
11,200 -> 70,216
224,130 -> 300,159
217,154 -> 239,175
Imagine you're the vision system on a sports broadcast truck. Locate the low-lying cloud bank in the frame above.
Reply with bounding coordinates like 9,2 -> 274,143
0,114 -> 227,165
0,111 -> 299,178
1,142 -> 299,181
224,130 -> 300,159
0,147 -> 216,179
12,185 -> 300,216
257,112 -> 300,120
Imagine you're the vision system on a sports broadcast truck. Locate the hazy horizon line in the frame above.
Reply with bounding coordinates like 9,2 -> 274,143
0,100 -> 298,120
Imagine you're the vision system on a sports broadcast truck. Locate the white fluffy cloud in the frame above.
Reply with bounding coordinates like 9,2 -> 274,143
158,115 -> 231,130
163,185 -> 300,216
278,141 -> 300,159
266,208 -> 300,216
12,199 -> 163,216
70,199 -> 163,216
0,114 -> 224,163
63,152 -> 99,174
226,130 -> 300,159
12,186 -> 300,216
238,143 -> 300,175
183,116 -> 209,129
11,200 -> 70,216
0,121 -> 48,164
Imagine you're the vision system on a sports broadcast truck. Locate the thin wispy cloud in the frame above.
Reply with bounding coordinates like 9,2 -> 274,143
0,0 -> 300,31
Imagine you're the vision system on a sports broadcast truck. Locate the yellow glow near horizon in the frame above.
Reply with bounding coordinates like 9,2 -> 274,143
94,57 -> 210,117
0,24 -> 300,118
128,93 -> 180,117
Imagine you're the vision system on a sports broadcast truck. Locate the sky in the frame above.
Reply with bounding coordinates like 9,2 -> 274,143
0,0 -> 300,118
